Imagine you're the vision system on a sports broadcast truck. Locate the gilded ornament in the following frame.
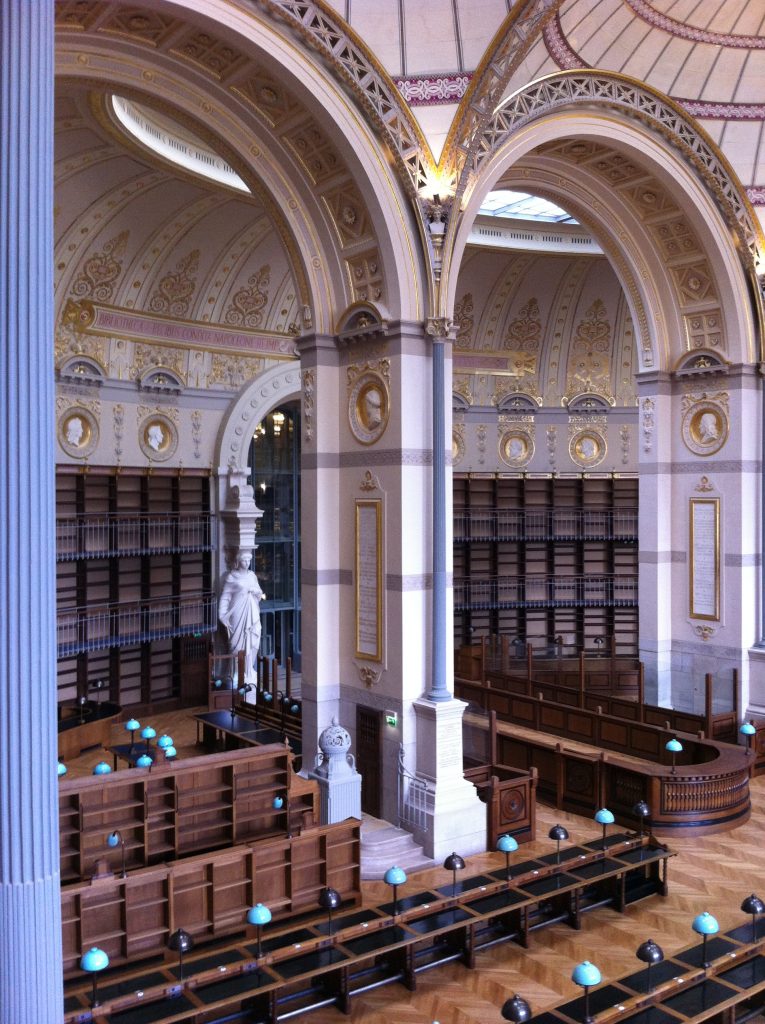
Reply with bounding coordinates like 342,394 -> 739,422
569,429 -> 606,468
138,414 -> 178,462
681,393 -> 729,456
499,429 -> 534,468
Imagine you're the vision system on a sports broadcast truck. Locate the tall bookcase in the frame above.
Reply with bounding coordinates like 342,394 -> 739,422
453,473 -> 638,655
55,469 -> 215,710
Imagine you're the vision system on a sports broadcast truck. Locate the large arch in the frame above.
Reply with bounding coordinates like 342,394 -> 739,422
442,74 -> 763,710
55,0 -> 427,329
446,97 -> 759,370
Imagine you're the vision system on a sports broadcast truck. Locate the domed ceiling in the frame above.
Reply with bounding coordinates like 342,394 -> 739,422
55,87 -> 302,336
326,0 -> 765,208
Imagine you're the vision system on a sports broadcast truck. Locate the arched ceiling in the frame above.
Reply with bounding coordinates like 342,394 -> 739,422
55,87 -> 302,334
453,247 -> 637,408
324,0 -> 765,208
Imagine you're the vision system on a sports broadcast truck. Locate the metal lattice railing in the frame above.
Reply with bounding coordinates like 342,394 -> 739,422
453,573 -> 638,611
397,745 -> 429,835
453,506 -> 638,542
56,512 -> 216,560
57,592 -> 218,657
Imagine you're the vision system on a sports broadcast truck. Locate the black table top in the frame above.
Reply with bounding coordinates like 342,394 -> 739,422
64,835 -> 675,1024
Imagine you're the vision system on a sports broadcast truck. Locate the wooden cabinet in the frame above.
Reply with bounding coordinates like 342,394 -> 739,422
59,746 -> 315,883
62,822 -> 361,977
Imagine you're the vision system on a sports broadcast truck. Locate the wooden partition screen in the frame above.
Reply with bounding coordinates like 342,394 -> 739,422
61,821 -> 361,976
58,745 -> 318,883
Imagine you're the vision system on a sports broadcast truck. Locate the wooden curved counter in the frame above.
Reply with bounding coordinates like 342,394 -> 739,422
458,679 -> 750,836
57,698 -> 121,760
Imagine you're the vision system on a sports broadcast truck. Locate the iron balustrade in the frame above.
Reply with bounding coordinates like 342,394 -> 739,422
397,744 -> 429,835
453,506 -> 638,542
453,573 -> 638,611
56,592 -> 218,656
56,512 -> 216,560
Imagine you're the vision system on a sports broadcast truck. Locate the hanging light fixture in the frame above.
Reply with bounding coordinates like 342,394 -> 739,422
272,411 -> 285,436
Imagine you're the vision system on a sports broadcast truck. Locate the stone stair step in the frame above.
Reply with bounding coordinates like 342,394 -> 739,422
360,815 -> 437,879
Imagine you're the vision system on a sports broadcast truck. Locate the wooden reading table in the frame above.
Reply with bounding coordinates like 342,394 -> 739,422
63,832 -> 672,1024
193,710 -> 298,756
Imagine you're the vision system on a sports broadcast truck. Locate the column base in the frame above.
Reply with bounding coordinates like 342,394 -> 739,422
408,697 -> 486,861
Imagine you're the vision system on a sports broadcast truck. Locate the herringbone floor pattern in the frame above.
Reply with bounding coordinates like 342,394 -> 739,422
67,710 -> 765,1023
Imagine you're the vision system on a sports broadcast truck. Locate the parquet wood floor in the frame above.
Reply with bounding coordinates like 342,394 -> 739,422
66,710 -> 765,1024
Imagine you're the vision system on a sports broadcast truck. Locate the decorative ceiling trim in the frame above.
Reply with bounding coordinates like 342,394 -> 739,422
396,73 -> 471,107
624,0 -> 765,49
465,72 -> 765,304
543,15 -> 765,127
253,0 -> 435,194
442,0 -> 563,188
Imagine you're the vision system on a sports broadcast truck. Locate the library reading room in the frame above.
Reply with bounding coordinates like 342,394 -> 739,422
4,2 -> 765,1023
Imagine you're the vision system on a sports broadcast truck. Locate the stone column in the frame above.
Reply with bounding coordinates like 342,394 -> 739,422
411,319 -> 485,860
0,3 -> 64,1021
297,333 -> 343,760
637,372 -> 673,705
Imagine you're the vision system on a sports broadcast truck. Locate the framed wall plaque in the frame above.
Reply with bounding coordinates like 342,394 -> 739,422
355,499 -> 383,660
689,497 -> 720,620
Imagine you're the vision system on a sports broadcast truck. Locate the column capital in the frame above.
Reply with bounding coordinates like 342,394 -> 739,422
425,317 -> 455,341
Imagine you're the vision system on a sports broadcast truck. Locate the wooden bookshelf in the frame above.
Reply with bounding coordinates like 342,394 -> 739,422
58,746 -> 318,883
61,821 -> 361,977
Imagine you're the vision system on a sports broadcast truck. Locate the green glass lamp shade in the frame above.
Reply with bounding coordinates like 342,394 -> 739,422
92,761 -> 111,775
247,903 -> 273,926
636,939 -> 664,965
665,737 -> 683,753
594,808 -> 615,825
214,679 -> 223,688
80,947 -> 109,973
497,834 -> 519,854
633,800 -> 650,819
106,831 -> 121,848
164,745 -> 177,759
136,754 -> 152,768
502,994 -> 532,1023
384,866 -> 407,886
125,718 -> 140,732
140,725 -> 156,741
692,911 -> 719,935
57,761 -> 67,777
263,691 -> 273,702
157,734 -> 173,749
290,703 -> 300,714
548,824 -> 569,842
740,721 -> 756,736
272,795 -> 284,809
572,961 -> 601,987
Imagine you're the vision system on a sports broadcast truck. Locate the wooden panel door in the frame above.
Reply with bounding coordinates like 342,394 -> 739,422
355,705 -> 382,818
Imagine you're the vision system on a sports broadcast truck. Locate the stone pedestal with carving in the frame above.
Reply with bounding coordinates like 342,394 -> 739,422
307,718 -> 362,825
409,698 -> 486,861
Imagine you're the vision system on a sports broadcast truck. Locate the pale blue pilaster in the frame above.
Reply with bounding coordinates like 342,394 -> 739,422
0,2 -> 63,1021
427,337 -> 450,701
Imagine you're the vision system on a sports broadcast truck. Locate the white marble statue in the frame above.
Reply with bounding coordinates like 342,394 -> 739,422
218,550 -> 265,687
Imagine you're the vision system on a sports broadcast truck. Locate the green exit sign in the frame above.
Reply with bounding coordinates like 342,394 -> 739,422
385,711 -> 397,727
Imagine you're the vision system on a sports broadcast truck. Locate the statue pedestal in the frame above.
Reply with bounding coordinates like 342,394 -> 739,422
307,718 -> 362,825
409,697 -> 486,861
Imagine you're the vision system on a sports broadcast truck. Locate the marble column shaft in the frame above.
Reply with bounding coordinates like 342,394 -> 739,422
0,2 -> 63,1021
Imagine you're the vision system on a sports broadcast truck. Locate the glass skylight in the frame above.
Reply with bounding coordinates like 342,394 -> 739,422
111,96 -> 250,194
479,190 -> 578,224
